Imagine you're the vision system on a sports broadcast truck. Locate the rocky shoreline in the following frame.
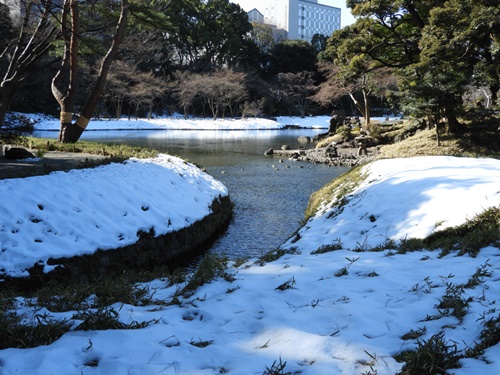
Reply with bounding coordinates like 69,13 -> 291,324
268,143 -> 380,168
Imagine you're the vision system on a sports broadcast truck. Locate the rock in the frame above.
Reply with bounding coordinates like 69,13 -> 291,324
281,145 -> 290,150
331,110 -> 346,117
5,147 -> 36,160
323,145 -> 338,157
298,136 -> 311,144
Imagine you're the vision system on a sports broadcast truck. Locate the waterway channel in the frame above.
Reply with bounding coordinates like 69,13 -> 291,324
38,129 -> 350,260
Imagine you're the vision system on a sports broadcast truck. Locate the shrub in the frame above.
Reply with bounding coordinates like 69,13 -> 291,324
336,125 -> 352,141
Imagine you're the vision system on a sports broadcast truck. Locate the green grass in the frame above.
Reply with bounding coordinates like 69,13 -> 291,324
182,253 -> 234,294
27,137 -> 158,159
311,238 -> 344,254
0,304 -> 70,349
73,306 -> 153,331
396,331 -> 462,375
256,247 -> 301,266
424,206 -> 500,256
305,164 -> 367,220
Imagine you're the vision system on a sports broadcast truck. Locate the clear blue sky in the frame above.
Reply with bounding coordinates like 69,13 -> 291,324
231,0 -> 356,28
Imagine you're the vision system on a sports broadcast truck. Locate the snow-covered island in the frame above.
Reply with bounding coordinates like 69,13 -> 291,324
0,115 -> 499,375
0,154 -> 230,280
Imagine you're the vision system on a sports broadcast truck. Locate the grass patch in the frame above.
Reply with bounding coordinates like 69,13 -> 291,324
73,306 -> 152,331
379,113 -> 500,160
311,239 -> 343,254
397,237 -> 426,253
396,331 -> 461,374
189,338 -> 214,348
463,260 -> 492,289
436,283 -> 471,321
0,136 -> 160,179
182,253 -> 234,294
332,205 -> 499,255
305,164 -> 367,220
22,269 -> 170,312
424,206 -> 500,256
275,276 -> 296,291
466,313 -> 500,358
262,357 -> 291,375
22,137 -> 159,160
401,327 -> 427,341
0,306 -> 70,349
256,247 -> 301,266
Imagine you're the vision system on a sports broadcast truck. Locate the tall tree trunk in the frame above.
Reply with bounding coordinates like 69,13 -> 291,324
348,91 -> 368,125
490,84 -> 499,106
444,105 -> 465,134
362,87 -> 371,126
55,0 -> 129,143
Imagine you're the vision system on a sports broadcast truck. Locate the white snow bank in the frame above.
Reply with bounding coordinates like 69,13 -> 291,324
285,156 -> 500,252
34,117 -> 285,131
0,155 -> 228,278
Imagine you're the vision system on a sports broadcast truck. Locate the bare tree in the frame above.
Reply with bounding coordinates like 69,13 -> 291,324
173,69 -> 248,119
173,71 -> 200,117
52,0 -> 129,143
0,0 -> 57,127
102,60 -> 133,119
127,71 -> 166,119
275,71 -> 316,117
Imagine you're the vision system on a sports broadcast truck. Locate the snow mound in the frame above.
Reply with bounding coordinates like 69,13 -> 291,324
0,155 -> 228,278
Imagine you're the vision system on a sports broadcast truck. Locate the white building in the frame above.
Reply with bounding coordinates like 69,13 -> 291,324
236,0 -> 341,42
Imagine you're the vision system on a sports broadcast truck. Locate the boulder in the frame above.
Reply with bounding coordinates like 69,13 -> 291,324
5,147 -> 36,160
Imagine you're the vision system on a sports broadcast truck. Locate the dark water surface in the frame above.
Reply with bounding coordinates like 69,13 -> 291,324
37,129 -> 349,259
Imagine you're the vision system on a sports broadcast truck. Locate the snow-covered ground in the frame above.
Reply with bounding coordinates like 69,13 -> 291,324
31,114 -> 334,131
0,115 -> 499,374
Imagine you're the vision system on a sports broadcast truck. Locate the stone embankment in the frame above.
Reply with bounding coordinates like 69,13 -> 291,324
268,141 -> 379,167
268,113 -> 387,167
3,195 -> 232,290
0,151 -> 233,290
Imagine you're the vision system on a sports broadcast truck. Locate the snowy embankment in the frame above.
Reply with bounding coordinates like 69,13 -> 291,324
0,155 -> 228,279
285,156 -> 500,251
32,115 -> 332,131
1,156 -> 500,374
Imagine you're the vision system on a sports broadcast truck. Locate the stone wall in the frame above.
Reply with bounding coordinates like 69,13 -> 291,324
3,195 -> 232,290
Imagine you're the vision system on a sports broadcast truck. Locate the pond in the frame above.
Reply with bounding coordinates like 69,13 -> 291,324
36,129 -> 350,260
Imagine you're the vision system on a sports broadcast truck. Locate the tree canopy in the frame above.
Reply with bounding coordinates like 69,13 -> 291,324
332,0 -> 500,132
1,0 -> 499,133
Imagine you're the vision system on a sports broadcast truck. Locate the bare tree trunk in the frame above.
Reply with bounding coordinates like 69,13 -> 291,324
435,124 -> 441,146
362,88 -> 371,126
54,0 -> 129,143
348,91 -> 367,124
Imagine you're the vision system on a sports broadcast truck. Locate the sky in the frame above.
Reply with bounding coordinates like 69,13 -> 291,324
232,0 -> 356,28
1,116 -> 500,374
